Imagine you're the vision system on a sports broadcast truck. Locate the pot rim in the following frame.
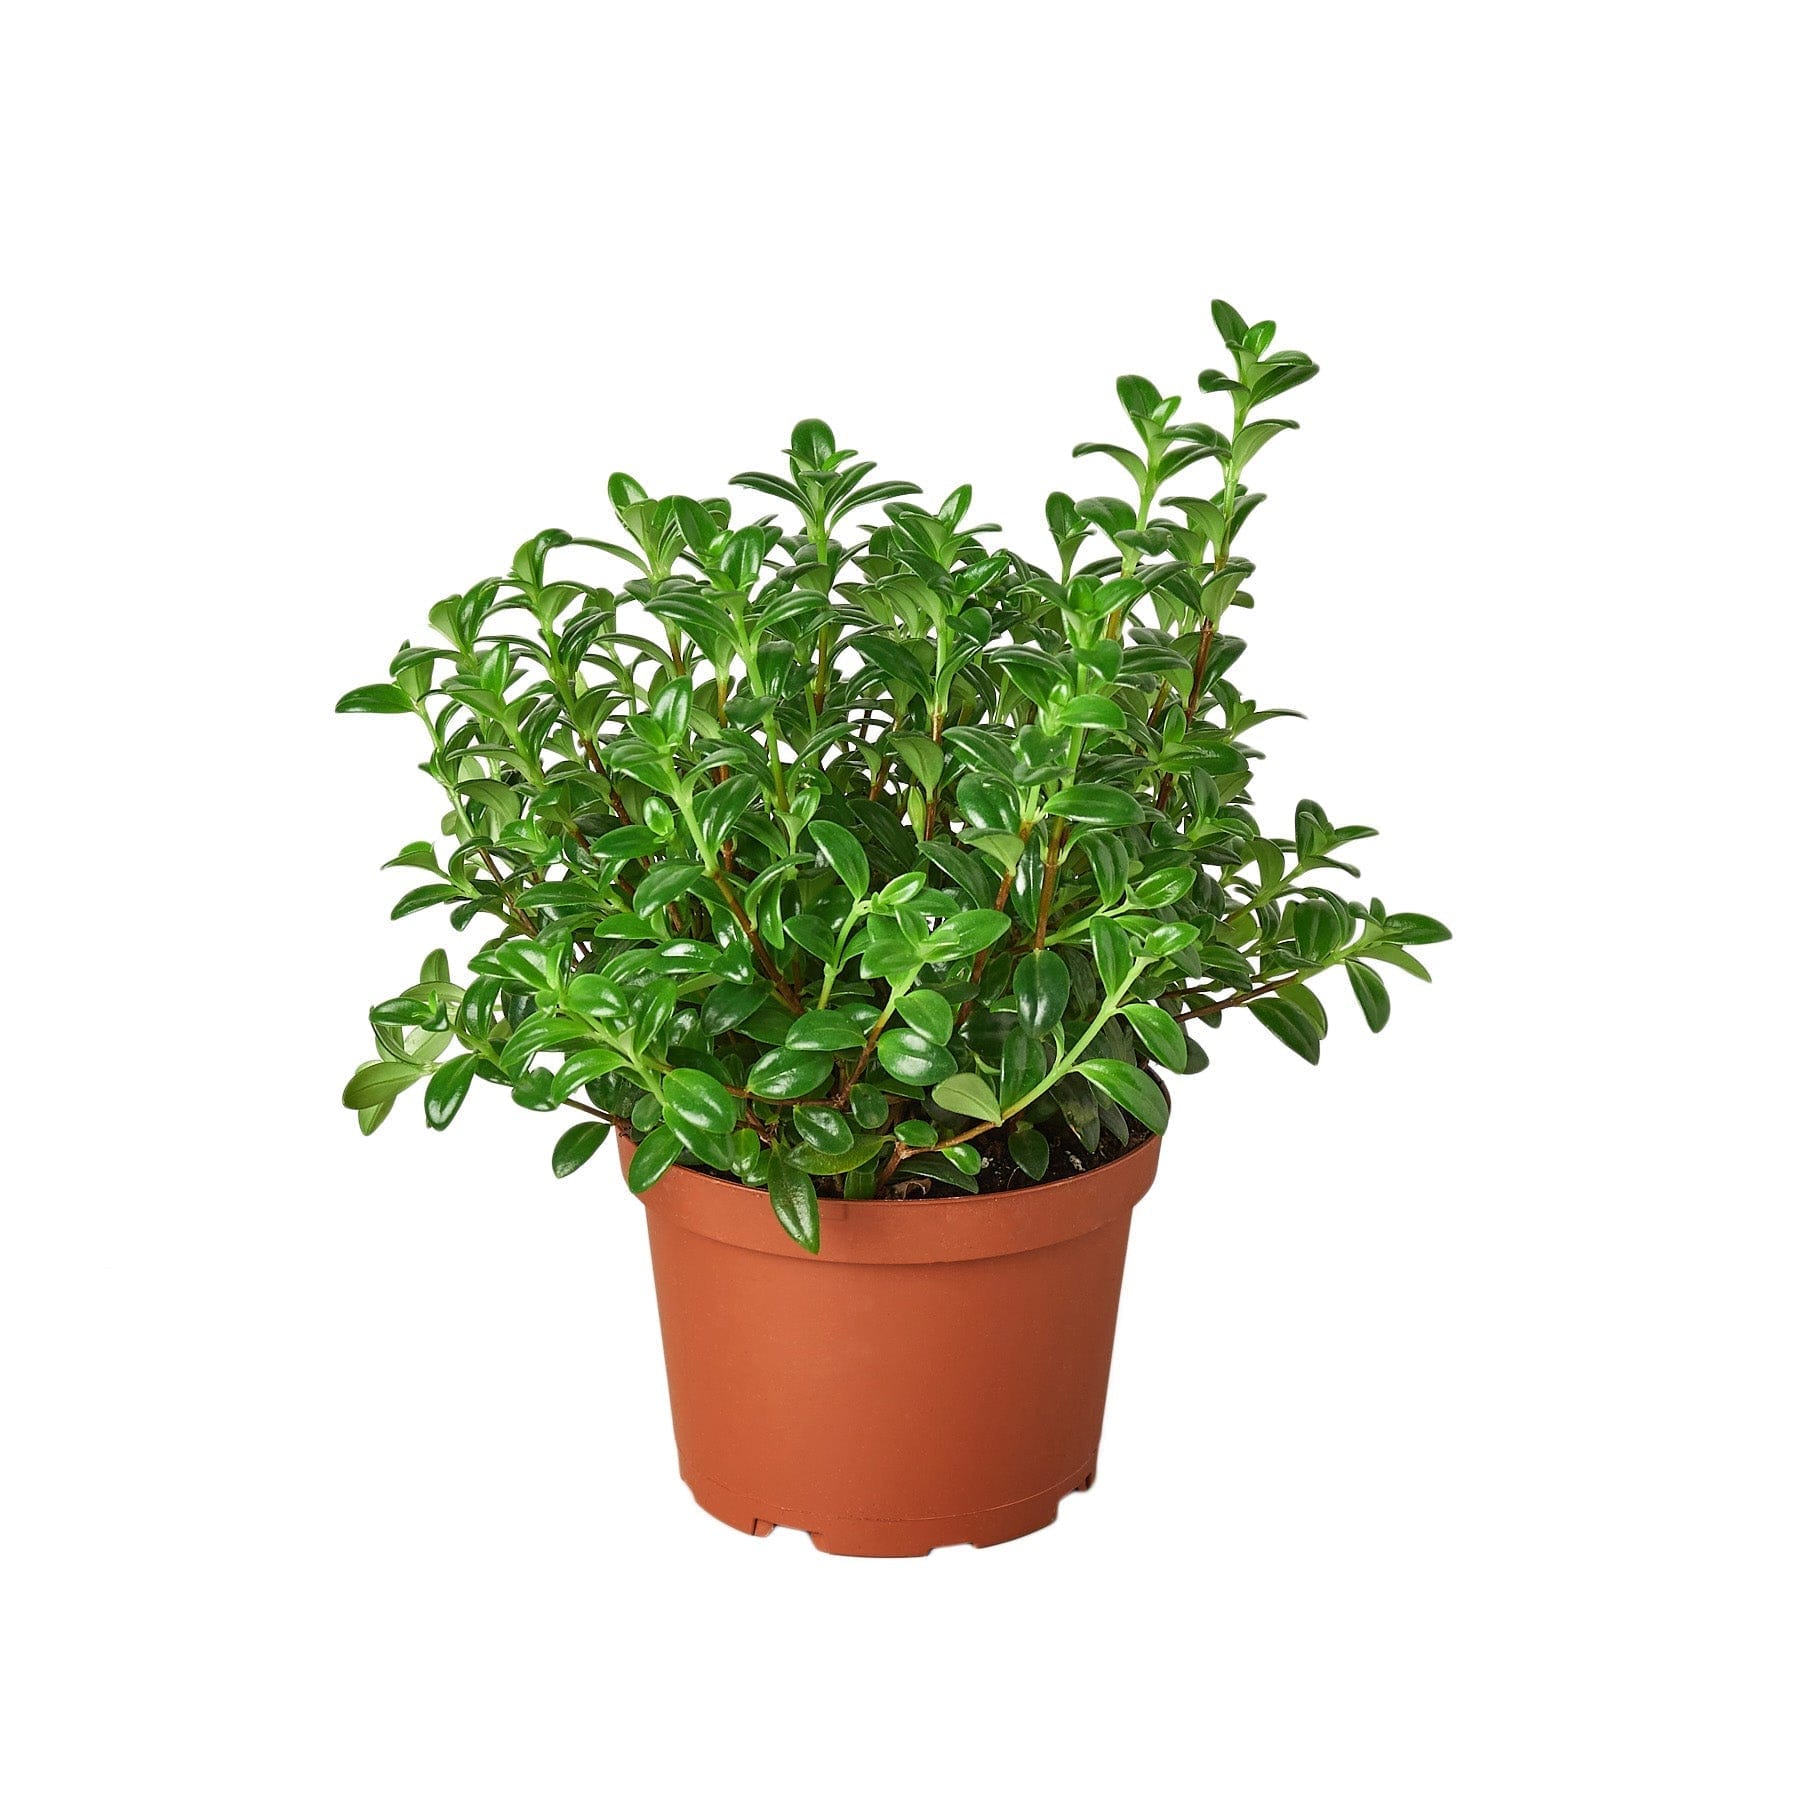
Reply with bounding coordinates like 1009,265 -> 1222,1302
621,1129 -> 1162,1265
621,1125 -> 1162,1213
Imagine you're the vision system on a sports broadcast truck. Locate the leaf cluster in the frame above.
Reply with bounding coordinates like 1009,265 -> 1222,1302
340,303 -> 1448,1250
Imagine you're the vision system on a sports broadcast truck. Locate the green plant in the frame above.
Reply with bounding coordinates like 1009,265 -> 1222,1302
339,301 -> 1448,1251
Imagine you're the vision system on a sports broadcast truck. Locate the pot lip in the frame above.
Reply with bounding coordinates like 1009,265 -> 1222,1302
620,1126 -> 1163,1264
618,1122 -> 1162,1212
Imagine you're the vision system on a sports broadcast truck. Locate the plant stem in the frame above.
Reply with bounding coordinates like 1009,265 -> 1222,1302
709,870 -> 804,1013
878,973 -> 1140,1190
1033,820 -> 1067,948
955,847 -> 1026,1029
478,849 -> 537,936
1169,974 -> 1296,1022
1154,617 -> 1216,811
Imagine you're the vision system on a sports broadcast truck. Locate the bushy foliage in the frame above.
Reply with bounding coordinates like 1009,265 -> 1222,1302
340,301 -> 1447,1250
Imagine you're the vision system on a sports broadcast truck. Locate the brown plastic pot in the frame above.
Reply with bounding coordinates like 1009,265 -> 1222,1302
619,1133 -> 1160,1557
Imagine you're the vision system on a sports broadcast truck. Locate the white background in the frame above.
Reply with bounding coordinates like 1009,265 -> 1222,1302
4,4 -> 1795,1795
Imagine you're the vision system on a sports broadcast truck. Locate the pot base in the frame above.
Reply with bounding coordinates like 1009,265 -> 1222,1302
683,1464 -> 1099,1557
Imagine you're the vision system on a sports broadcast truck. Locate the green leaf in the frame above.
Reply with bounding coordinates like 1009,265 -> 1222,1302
1249,996 -> 1322,1064
1116,372 -> 1163,419
1359,942 -> 1433,982
876,1028 -> 957,1087
965,831 -> 1025,874
1009,1125 -> 1050,1183
662,1067 -> 738,1135
371,997 -> 440,1029
906,1152 -> 979,1193
424,1054 -> 478,1129
1292,898 -> 1343,964
894,1118 -> 938,1148
1211,298 -> 1250,347
1060,696 -> 1127,732
342,1060 -> 427,1110
336,683 -> 412,714
1123,1003 -> 1187,1071
552,1120 -> 611,1178
391,884 -> 463,920
1044,785 -> 1142,828
1089,915 -> 1133,997
923,909 -> 1012,962
1086,832 -> 1129,907
624,1126 -> 683,1194
1346,961 -> 1392,1032
1233,417 -> 1297,467
1131,865 -> 1194,910
937,1142 -> 982,1178
1077,1059 -> 1169,1133
633,862 -> 707,917
1013,949 -> 1069,1038
745,1047 -> 836,1100
704,982 -> 770,1035
767,1151 -> 821,1254
1140,922 -> 1200,960
385,842 -> 443,874
1382,912 -> 1453,946
784,1009 -> 868,1053
896,990 -> 955,1046
808,820 -> 869,900
848,1084 -> 889,1130
931,1072 -> 1002,1123
792,1105 -> 854,1153
891,733 -> 946,793
790,1135 -> 884,1176
999,1028 -> 1047,1112
511,1066 -> 560,1111
550,1046 -> 627,1103
672,495 -> 723,557
1285,981 -> 1328,1038
650,676 -> 692,741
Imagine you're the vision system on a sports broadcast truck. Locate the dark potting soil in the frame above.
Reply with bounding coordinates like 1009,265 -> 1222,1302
873,1113 -> 1158,1201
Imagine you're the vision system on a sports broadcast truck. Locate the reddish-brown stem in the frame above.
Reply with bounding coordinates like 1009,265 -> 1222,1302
841,1014 -> 891,1095
478,848 -> 537,936
955,851 -> 1025,1030
1169,975 -> 1295,1023
1181,618 -> 1218,726
560,1096 -> 630,1132
710,870 -> 804,1013
873,1140 -> 909,1193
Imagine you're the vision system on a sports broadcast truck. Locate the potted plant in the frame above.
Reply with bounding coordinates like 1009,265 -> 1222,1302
338,301 -> 1449,1555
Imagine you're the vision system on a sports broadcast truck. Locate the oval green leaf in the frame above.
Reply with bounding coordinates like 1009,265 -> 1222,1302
1013,949 -> 1070,1038
662,1067 -> 738,1135
745,1047 -> 836,1100
552,1120 -> 612,1178
1076,1058 -> 1168,1134
624,1125 -> 683,1194
1044,785 -> 1142,828
876,1029 -> 957,1087
931,1072 -> 1002,1123
423,1054 -> 478,1129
